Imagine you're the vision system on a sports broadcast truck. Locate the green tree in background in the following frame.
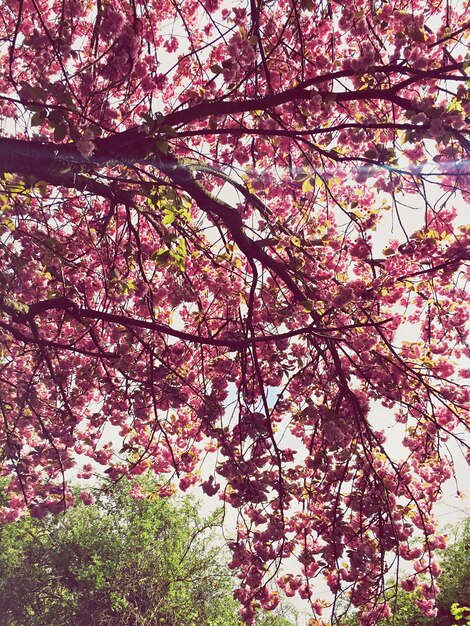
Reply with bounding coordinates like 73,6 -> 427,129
435,516 -> 470,625
0,477 -> 295,626
340,516 -> 470,626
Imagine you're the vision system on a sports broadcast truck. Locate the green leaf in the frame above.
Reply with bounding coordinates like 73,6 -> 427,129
141,112 -> 154,125
156,138 -> 169,155
301,177 -> 315,193
1,218 -> 16,230
35,180 -> 49,196
31,109 -> 47,127
54,123 -> 68,143
152,250 -> 172,266
89,124 -> 103,137
47,109 -> 65,125
59,91 -> 76,109
162,209 -> 176,225
23,84 -> 48,101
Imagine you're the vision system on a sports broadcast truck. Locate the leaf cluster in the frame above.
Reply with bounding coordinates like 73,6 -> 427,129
0,477 -> 295,626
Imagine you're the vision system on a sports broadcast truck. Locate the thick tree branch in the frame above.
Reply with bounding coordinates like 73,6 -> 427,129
2,297 -> 393,350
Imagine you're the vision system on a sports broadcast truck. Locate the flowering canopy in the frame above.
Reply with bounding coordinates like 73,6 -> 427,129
0,0 -> 469,623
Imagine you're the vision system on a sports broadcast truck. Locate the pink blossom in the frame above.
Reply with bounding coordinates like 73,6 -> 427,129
80,491 -> 95,506
100,10 -> 125,40
76,130 -> 96,158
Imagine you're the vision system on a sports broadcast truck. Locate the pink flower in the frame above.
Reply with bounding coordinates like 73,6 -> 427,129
129,482 -> 146,499
76,130 -> 96,158
80,491 -> 95,506
332,286 -> 354,308
350,238 -> 370,259
100,10 -> 125,40
417,599 -> 438,618
202,476 -> 220,496
401,576 -> 418,591
141,76 -> 156,93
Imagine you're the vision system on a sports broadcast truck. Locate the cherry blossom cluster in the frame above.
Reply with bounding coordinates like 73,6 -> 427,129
0,0 -> 469,624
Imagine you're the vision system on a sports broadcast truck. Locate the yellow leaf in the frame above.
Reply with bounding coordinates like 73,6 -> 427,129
302,177 -> 315,193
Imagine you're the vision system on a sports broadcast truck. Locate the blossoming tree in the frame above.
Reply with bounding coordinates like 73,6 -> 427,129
0,0 -> 469,623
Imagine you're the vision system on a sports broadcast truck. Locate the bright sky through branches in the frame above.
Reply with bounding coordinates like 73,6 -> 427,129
0,1 -> 469,624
